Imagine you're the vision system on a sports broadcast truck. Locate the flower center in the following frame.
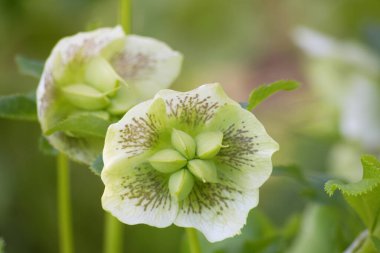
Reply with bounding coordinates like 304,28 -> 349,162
148,129 -> 224,201
58,56 -> 136,116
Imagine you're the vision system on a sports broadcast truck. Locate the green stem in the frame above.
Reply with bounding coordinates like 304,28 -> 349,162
103,213 -> 124,253
101,1 -> 131,253
186,228 -> 201,253
119,0 -> 131,33
57,153 -> 74,253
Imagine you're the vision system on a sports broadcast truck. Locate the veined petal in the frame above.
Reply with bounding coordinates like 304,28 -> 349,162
174,176 -> 259,242
207,104 -> 279,190
154,83 -> 238,132
102,163 -> 178,227
110,35 -> 183,100
102,98 -> 168,169
101,98 -> 175,227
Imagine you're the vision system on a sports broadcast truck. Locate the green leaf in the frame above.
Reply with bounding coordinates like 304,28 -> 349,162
45,113 -> 110,138
247,80 -> 300,110
15,55 -> 44,79
0,239 -> 4,253
0,93 -> 37,121
273,165 -> 307,184
89,154 -> 103,175
38,136 -> 58,156
370,236 -> 380,251
287,204 -> 342,253
0,238 -> 4,253
325,155 -> 380,230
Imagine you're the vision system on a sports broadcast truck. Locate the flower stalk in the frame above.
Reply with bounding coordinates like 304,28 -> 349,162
104,213 -> 124,253
102,1 -> 132,253
119,0 -> 131,34
57,153 -> 74,253
186,228 -> 201,253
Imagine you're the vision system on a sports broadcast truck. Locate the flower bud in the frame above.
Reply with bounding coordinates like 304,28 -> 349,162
171,129 -> 196,159
61,84 -> 110,110
148,149 -> 187,173
168,169 -> 194,201
187,159 -> 218,183
84,56 -> 122,94
195,131 -> 223,159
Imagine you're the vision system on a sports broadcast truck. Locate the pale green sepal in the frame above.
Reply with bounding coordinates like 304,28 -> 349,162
171,129 -> 196,159
149,149 -> 187,174
84,56 -> 122,93
107,83 -> 138,115
195,131 -> 223,159
169,169 -> 194,201
187,159 -> 218,183
61,84 -> 110,110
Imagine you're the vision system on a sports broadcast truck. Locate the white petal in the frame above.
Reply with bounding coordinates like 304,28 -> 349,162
102,98 -> 168,168
207,104 -> 279,190
174,178 -> 259,242
110,35 -> 183,100
153,83 -> 238,132
102,163 -> 178,227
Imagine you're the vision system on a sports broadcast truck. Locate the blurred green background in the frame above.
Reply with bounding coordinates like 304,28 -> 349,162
1,0 -> 380,252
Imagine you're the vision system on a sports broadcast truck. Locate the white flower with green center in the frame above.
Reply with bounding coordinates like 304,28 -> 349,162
101,83 -> 279,242
37,26 -> 182,164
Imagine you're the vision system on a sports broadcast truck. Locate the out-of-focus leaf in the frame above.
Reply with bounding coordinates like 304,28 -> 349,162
15,55 -> 44,79
0,238 -> 5,253
90,154 -> 103,176
38,136 -> 58,156
45,114 -> 110,138
0,93 -> 37,121
247,80 -> 300,111
364,24 -> 380,56
286,204 -> 341,253
243,235 -> 280,253
281,215 -> 301,240
325,155 -> 380,230
273,165 -> 307,184
370,235 -> 380,250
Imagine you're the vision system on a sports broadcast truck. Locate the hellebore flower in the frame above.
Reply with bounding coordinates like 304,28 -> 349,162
37,26 -> 182,164
101,83 -> 279,242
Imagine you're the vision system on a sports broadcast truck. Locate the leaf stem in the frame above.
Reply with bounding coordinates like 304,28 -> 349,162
103,213 -> 124,253
186,228 -> 202,253
57,153 -> 74,253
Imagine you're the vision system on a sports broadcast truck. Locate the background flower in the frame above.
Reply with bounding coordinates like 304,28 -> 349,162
37,26 -> 182,164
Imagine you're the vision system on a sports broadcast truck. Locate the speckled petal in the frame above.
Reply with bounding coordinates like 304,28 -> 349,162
101,98 -> 177,227
102,162 -> 178,227
153,83 -> 237,133
174,176 -> 259,242
102,98 -> 168,169
208,104 -> 279,190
